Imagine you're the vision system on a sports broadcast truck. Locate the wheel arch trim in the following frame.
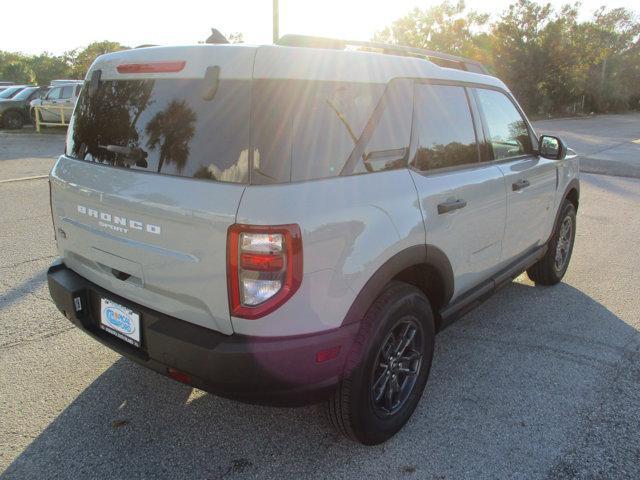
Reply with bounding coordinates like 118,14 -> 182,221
547,178 -> 580,244
341,244 -> 454,326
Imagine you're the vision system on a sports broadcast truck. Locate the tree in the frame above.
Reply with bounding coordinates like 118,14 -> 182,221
69,41 -> 129,79
1,61 -> 34,84
28,53 -> 71,85
578,8 -> 640,111
490,0 -> 555,114
374,0 -> 639,115
374,1 -> 490,63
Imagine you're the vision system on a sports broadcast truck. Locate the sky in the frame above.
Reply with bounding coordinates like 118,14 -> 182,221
1,0 -> 635,55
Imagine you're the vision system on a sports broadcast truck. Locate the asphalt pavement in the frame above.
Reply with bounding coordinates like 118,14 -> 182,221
1,119 -> 639,479
534,113 -> 640,179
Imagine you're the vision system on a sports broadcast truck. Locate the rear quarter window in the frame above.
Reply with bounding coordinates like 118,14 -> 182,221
251,80 -> 385,184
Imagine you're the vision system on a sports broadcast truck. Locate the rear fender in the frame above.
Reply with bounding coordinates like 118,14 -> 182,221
341,244 -> 454,326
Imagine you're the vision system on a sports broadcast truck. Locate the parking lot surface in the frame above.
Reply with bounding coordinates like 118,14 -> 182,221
534,113 -> 640,178
1,118 -> 639,479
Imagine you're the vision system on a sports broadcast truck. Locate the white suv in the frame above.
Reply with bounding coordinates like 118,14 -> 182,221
47,36 -> 579,445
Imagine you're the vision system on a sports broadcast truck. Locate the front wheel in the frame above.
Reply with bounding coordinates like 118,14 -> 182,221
326,282 -> 435,445
527,199 -> 577,285
3,111 -> 24,130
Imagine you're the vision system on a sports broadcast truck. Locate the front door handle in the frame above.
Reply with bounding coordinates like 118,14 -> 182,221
437,199 -> 467,214
512,179 -> 530,191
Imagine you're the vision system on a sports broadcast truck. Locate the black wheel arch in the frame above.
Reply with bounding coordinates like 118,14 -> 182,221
547,178 -> 580,244
1,108 -> 27,126
341,244 -> 454,330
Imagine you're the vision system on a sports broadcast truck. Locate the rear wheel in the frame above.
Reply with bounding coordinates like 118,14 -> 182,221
3,110 -> 24,130
527,199 -> 576,285
326,282 -> 434,445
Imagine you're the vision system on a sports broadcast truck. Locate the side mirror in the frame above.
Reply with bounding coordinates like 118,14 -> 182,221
539,135 -> 567,160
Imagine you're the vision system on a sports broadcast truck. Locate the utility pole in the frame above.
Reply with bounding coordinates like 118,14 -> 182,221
273,0 -> 279,44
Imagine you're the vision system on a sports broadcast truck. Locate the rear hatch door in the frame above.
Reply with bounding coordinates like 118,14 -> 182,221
50,45 -> 257,334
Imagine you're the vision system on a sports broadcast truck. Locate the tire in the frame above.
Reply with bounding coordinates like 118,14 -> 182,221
3,110 -> 24,130
527,199 -> 576,285
326,281 -> 435,445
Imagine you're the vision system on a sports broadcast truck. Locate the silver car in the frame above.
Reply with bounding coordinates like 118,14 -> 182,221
47,37 -> 579,444
35,83 -> 82,123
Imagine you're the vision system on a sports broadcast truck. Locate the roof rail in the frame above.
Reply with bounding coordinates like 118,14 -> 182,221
276,34 -> 489,75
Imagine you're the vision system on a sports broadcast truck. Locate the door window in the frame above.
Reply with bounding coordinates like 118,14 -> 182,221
412,84 -> 479,171
60,86 -> 73,99
475,89 -> 534,160
46,87 -> 61,100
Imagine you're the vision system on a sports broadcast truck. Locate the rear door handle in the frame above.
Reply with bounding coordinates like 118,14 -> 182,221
512,179 -> 530,191
437,199 -> 467,214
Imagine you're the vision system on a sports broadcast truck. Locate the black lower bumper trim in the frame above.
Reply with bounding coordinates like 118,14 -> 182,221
47,262 -> 359,406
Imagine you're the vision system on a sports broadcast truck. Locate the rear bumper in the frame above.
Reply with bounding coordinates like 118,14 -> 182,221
47,261 -> 359,406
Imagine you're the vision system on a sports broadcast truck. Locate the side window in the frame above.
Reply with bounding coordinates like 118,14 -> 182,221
75,84 -> 82,96
60,86 -> 73,99
251,80 -> 384,184
412,84 -> 478,171
46,88 -> 61,100
475,88 -> 533,160
356,79 -> 413,173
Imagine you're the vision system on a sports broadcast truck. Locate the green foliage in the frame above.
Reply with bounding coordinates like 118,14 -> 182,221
376,0 -> 640,115
68,41 -> 129,79
0,41 -> 128,86
374,1 -> 491,65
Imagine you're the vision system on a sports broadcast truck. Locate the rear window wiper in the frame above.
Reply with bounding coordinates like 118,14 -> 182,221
99,144 -> 148,168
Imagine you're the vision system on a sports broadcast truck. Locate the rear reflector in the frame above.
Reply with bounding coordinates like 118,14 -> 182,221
240,252 -> 284,272
167,368 -> 192,385
316,346 -> 341,363
117,61 -> 186,74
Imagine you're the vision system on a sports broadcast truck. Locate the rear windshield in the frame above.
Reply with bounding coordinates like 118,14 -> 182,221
66,79 -> 251,184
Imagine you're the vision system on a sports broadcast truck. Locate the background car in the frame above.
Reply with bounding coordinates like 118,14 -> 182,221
0,85 -> 28,100
35,83 -> 82,124
0,86 -> 48,129
50,79 -> 83,87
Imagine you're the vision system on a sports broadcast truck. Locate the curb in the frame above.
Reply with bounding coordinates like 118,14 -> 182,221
580,157 -> 640,180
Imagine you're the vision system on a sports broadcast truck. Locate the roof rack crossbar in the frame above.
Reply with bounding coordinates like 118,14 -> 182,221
276,35 -> 488,75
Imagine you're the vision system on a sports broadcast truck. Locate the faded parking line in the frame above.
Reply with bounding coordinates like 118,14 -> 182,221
0,175 -> 48,184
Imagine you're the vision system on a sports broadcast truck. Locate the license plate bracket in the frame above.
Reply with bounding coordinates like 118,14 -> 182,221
99,298 -> 141,347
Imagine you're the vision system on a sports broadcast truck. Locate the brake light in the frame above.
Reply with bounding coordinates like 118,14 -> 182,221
116,61 -> 186,74
227,224 -> 302,319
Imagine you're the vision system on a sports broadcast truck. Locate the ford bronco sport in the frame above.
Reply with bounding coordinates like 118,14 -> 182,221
47,36 -> 579,445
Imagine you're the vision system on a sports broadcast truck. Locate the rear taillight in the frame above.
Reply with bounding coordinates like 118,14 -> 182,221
227,224 -> 302,319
